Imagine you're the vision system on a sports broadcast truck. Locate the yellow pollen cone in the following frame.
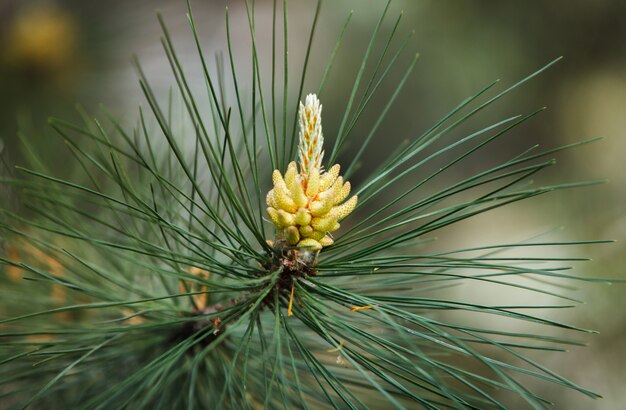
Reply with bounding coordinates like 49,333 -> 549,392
319,164 -> 340,191
277,209 -> 296,227
299,225 -> 314,237
311,215 -> 338,232
274,182 -> 298,213
266,190 -> 278,208
294,208 -> 312,226
305,167 -> 320,197
336,181 -> 351,204
290,176 -> 308,208
309,198 -> 333,217
284,162 -> 298,189
332,195 -> 358,220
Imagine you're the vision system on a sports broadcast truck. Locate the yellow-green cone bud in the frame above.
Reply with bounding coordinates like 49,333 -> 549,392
294,208 -> 311,226
285,226 -> 300,245
319,235 -> 334,247
298,238 -> 322,250
307,230 -> 325,241
277,209 -> 296,227
299,225 -> 314,237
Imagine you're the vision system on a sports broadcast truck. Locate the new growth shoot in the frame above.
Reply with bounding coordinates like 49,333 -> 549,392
266,94 -> 357,250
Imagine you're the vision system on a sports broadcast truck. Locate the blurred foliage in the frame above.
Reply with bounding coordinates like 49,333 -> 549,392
4,5 -> 78,77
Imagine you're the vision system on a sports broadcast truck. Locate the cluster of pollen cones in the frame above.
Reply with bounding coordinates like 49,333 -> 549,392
266,161 -> 357,250
266,93 -> 357,250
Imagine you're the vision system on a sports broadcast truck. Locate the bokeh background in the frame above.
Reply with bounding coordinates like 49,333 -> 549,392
1,0 -> 624,408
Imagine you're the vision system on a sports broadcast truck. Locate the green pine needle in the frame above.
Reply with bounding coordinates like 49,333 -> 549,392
0,1 -> 614,409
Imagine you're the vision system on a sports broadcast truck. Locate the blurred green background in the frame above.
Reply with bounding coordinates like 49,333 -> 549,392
1,0 -> 624,408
